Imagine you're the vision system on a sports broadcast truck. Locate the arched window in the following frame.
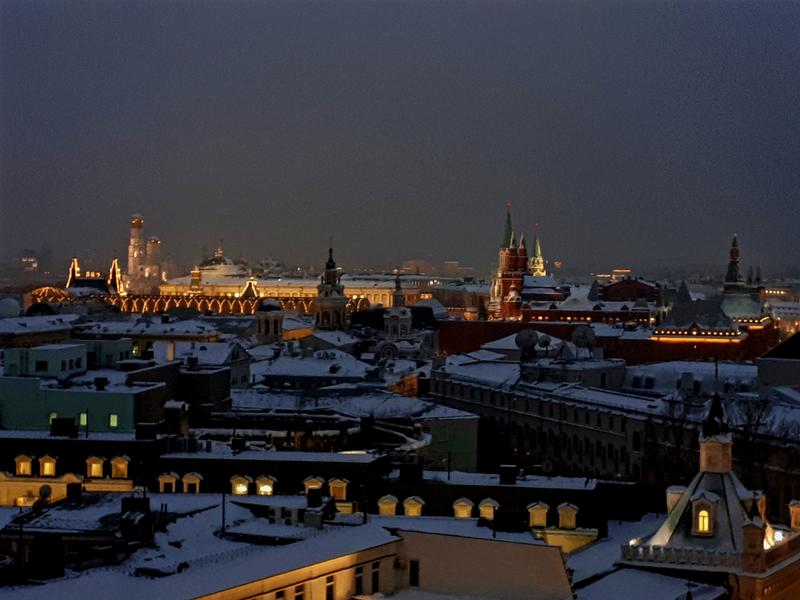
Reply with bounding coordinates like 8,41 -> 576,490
697,509 -> 710,533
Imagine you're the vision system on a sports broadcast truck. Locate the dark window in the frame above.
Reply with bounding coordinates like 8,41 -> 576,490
325,576 -> 334,600
187,483 -> 197,493
294,584 -> 304,600
163,482 -> 174,493
632,376 -> 642,388
276,592 -> 285,599
371,561 -> 380,592
36,361 -> 48,372
355,566 -> 363,595
409,560 -> 420,587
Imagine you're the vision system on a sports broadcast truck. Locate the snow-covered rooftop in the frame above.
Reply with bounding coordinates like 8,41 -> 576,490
0,314 -> 80,335
231,389 -> 475,421
76,318 -> 219,338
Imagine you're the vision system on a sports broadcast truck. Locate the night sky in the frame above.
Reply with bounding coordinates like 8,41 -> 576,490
1,1 -> 799,276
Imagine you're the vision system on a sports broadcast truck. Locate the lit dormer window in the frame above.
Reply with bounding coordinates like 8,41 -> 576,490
328,478 -> 348,500
110,456 -> 129,479
256,475 -> 276,496
39,455 -> 56,477
697,509 -> 710,533
230,474 -> 253,495
691,490 -> 719,536
15,455 -> 32,477
86,456 -> 105,478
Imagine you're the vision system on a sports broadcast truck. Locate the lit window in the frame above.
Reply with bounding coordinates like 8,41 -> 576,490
40,456 -> 56,477
79,413 -> 87,426
258,483 -> 273,496
111,457 -> 129,479
697,509 -> 710,533
15,455 -> 32,476
87,457 -> 104,478
48,412 -> 58,424
109,414 -> 118,428
234,483 -> 248,495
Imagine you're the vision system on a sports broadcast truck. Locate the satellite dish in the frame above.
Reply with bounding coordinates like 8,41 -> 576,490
537,335 -> 551,348
514,329 -> 539,350
39,484 -> 52,501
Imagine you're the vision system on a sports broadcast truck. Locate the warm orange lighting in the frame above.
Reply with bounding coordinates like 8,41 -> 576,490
652,336 -> 742,344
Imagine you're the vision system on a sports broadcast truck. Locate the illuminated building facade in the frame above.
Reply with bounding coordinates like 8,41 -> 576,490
126,214 -> 164,294
621,397 -> 800,600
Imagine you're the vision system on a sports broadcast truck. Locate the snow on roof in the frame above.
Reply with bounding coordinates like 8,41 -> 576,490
283,314 -> 315,330
152,340 -> 240,365
372,515 -> 545,546
310,330 -> 361,347
439,359 -> 521,387
0,314 -> 80,335
0,429 -> 148,441
230,389 -> 475,421
76,318 -> 219,337
418,470 -> 597,490
8,504 -> 398,600
567,514 -> 661,584
624,361 -> 756,395
250,351 -> 372,380
247,344 -> 278,360
414,298 -> 449,319
513,381 -> 664,418
576,568 -> 724,600
163,448 -> 383,463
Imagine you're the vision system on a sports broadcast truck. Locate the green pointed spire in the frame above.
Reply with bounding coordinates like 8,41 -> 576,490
533,233 -> 543,259
502,207 -> 513,248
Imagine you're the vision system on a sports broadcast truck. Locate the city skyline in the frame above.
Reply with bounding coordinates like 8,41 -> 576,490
2,1 -> 799,275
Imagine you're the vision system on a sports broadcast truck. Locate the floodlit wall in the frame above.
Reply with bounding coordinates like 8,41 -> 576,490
194,542 -> 398,600
396,530 -> 573,600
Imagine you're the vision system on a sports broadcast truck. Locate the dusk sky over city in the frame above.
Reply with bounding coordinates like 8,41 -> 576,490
2,1 -> 799,274
4,3 -> 800,599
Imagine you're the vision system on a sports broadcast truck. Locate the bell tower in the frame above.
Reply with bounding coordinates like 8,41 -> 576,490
315,246 -> 348,329
127,214 -> 145,277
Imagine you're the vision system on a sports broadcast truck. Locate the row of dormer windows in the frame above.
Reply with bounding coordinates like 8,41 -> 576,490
154,473 -> 350,499
14,454 -> 129,479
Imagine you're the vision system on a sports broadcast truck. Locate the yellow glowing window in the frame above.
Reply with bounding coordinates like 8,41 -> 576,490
79,413 -> 87,426
89,462 -> 103,478
16,460 -> 32,476
41,461 -> 55,476
234,483 -> 248,495
697,509 -> 710,533
109,414 -> 118,428
258,483 -> 273,496
48,412 -> 58,424
111,460 -> 128,479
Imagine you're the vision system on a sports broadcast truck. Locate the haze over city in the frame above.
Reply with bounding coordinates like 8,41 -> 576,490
2,1 -> 800,276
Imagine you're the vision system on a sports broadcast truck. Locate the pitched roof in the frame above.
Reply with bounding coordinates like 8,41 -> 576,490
661,300 -> 736,331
